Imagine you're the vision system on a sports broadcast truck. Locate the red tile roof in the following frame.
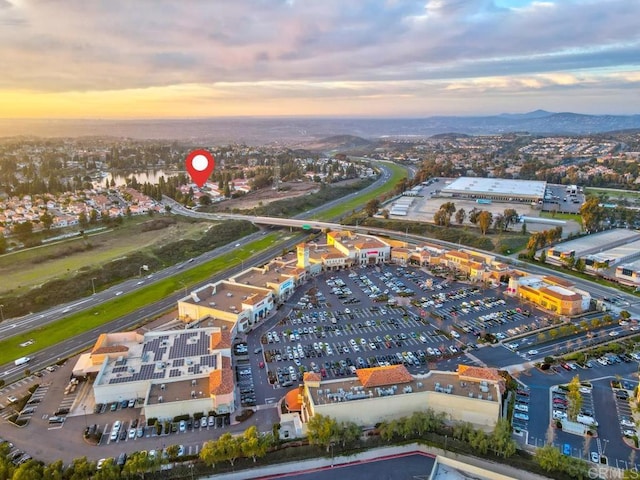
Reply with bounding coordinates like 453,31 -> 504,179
457,365 -> 501,382
355,365 -> 413,388
209,369 -> 235,395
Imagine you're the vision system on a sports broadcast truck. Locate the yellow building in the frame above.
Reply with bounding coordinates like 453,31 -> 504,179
291,365 -> 503,431
511,275 -> 590,315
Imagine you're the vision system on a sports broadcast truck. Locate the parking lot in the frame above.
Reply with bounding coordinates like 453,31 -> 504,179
250,264 -> 551,392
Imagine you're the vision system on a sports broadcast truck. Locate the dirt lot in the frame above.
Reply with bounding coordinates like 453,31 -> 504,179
216,181 -> 320,210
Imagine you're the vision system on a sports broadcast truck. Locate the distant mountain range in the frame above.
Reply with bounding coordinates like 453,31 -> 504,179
1,111 -> 639,143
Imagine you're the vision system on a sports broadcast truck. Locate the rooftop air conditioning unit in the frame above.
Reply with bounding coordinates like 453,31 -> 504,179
161,384 -> 165,390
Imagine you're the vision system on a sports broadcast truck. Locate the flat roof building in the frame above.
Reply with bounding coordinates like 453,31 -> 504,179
76,327 -> 236,420
510,275 -> 590,316
178,280 -> 275,333
441,177 -> 547,203
292,364 -> 503,431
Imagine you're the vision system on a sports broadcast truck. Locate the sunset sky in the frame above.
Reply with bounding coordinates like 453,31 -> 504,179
1,0 -> 638,118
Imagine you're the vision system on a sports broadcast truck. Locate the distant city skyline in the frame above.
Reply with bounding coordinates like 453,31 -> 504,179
1,0 -> 638,118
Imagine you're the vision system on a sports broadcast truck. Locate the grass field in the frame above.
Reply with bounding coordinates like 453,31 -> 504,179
0,216 -> 216,295
0,233 -> 283,365
585,187 -> 640,200
314,162 -> 407,221
1,165 -> 407,367
539,211 -> 582,222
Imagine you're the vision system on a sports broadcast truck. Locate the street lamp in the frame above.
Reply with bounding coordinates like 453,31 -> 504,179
0,304 -> 4,323
179,281 -> 188,297
330,442 -> 334,467
91,278 -> 97,295
82,404 -> 88,428
601,438 -> 609,457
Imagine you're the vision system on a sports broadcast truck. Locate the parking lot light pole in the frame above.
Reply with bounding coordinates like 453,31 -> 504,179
91,278 -> 97,295
601,439 -> 609,457
82,404 -> 87,428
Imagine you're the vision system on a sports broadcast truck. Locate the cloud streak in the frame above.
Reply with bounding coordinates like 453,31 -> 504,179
0,0 -> 638,116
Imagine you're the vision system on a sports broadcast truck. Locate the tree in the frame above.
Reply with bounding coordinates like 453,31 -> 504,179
491,418 -> 517,457
477,211 -> 492,235
580,197 -> 604,232
535,444 -> 563,472
539,250 -> 547,263
121,451 -> 153,479
201,439 -> 224,468
468,207 -> 480,224
42,459 -> 65,480
199,194 -> 212,206
78,211 -> 89,228
66,457 -> 95,480
12,460 -> 44,480
452,421 -> 474,442
0,235 -> 6,254
455,208 -> 466,225
503,208 -> 518,230
338,421 -> 361,447
307,414 -> 339,452
40,209 -> 54,230
94,458 -> 121,480
165,444 -> 179,459
574,258 -> 586,273
567,375 -> 583,421
241,425 -> 268,462
13,221 -> 34,243
621,310 -> 631,320
364,198 -> 381,217
468,428 -> 489,454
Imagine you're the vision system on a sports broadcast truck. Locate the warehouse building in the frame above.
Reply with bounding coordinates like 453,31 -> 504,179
441,177 -> 547,204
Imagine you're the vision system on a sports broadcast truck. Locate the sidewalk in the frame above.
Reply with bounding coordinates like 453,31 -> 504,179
201,443 -> 555,480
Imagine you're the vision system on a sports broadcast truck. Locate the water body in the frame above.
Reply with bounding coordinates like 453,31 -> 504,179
104,170 -> 178,187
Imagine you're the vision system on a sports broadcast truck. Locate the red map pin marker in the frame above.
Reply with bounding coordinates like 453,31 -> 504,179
185,149 -> 215,187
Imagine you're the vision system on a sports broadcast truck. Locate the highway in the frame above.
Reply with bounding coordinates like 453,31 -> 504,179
0,162 -> 397,381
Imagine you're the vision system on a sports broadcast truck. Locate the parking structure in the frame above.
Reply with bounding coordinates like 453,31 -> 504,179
258,264 -> 547,389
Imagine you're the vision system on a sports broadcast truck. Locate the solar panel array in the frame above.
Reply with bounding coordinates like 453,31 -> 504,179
200,355 -> 217,368
168,331 -> 209,360
106,332 -> 219,385
108,362 -> 164,384
172,358 -> 185,368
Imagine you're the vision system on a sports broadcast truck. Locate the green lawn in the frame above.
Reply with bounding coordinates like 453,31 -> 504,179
539,211 -> 582,222
0,233 -> 282,365
585,187 -> 640,200
314,163 -> 406,221
0,216 -> 213,294
1,164 -> 408,366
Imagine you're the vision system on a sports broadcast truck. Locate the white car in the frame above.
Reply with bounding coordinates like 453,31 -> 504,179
514,413 -> 529,421
579,387 -> 591,394
527,349 -> 539,356
609,331 -> 620,337
621,418 -> 635,428
591,452 -> 599,463
128,428 -> 136,439
623,429 -> 636,437
450,330 -> 460,339
553,410 -> 567,420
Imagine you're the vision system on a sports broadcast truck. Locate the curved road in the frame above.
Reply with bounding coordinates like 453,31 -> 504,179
0,163 -> 399,381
